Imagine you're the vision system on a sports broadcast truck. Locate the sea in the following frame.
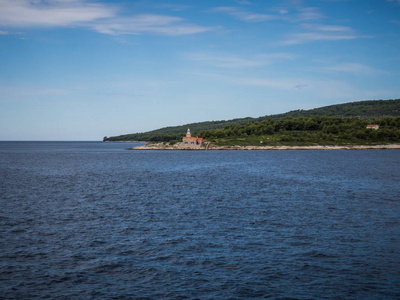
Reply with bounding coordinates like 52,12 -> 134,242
1,141 -> 399,299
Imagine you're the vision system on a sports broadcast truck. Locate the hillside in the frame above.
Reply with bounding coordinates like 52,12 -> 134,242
103,99 -> 400,142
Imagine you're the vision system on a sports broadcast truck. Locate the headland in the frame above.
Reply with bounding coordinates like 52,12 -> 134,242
130,142 -> 400,150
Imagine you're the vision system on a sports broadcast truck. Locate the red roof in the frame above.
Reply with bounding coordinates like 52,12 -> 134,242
183,137 -> 203,141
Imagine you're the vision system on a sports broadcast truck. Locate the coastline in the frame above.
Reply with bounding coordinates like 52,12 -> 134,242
129,142 -> 400,150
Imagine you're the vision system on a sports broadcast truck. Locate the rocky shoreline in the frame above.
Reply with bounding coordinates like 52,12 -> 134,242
129,142 -> 400,150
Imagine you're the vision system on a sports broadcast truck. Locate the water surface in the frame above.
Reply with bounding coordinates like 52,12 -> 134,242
1,142 -> 399,299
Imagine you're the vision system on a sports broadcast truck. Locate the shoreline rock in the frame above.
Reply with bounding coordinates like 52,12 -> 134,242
129,142 -> 400,151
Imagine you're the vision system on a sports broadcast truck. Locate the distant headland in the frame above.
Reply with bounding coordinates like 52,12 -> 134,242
129,142 -> 400,150
128,126 -> 400,150
105,99 -> 400,149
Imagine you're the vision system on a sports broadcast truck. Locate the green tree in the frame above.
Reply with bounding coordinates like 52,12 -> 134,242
305,119 -> 319,131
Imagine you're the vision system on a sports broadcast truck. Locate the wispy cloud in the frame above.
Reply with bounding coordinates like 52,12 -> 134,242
283,32 -> 358,44
301,23 -> 352,32
185,52 -> 294,68
236,77 -> 309,90
0,84 -> 68,99
212,7 -> 278,22
210,5 -> 325,26
0,0 -> 211,36
310,80 -> 369,100
282,23 -> 359,45
0,0 -> 114,27
0,30 -> 8,35
236,0 -> 253,5
234,76 -> 387,100
91,15 -> 211,36
271,5 -> 324,22
324,62 -> 385,75
295,7 -> 324,21
154,3 -> 191,12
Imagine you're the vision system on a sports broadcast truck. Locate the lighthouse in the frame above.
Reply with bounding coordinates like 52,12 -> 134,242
182,128 -> 203,148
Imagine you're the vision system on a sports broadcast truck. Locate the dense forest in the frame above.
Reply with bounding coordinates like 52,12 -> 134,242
199,116 -> 400,146
104,99 -> 400,143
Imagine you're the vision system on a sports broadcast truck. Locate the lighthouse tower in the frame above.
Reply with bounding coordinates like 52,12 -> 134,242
182,128 -> 203,148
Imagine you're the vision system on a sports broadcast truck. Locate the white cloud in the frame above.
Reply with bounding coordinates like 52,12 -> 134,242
236,0 -> 253,5
325,63 -> 385,75
234,76 -> 390,101
236,77 -> 308,90
295,7 -> 324,21
283,32 -> 357,44
282,23 -> 359,45
0,30 -> 8,35
0,0 -> 211,36
210,5 -> 326,29
155,4 -> 190,12
301,23 -> 352,32
270,6 -> 324,22
311,80 -> 367,100
0,0 -> 114,27
185,52 -> 294,68
186,53 -> 263,68
0,84 -> 68,99
212,7 -> 278,22
92,15 -> 211,36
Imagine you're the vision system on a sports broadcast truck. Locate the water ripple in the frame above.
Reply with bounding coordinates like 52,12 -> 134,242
1,143 -> 399,299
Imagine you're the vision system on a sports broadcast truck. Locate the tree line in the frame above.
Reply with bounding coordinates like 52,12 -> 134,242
199,116 -> 400,145
104,99 -> 400,142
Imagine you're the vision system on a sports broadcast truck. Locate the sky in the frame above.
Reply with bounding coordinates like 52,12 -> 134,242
0,0 -> 400,141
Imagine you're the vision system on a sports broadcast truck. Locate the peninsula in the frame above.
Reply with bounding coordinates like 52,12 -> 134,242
106,99 -> 400,149
130,143 -> 400,150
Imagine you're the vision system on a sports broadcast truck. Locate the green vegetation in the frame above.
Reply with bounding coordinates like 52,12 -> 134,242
200,116 -> 400,146
104,99 -> 400,144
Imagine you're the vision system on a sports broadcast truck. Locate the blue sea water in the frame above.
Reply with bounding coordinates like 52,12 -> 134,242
0,141 -> 399,299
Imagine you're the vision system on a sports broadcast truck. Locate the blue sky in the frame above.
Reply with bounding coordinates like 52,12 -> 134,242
1,0 -> 399,140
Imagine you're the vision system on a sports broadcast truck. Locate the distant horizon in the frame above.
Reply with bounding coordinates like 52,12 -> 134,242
1,0 -> 400,140
2,97 -> 399,141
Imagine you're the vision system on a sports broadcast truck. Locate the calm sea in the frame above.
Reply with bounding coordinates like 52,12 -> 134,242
1,141 -> 399,299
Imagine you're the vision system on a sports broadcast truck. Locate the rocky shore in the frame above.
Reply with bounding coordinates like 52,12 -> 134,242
130,142 -> 400,150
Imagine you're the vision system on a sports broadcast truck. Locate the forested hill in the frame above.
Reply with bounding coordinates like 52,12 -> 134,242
104,99 -> 400,142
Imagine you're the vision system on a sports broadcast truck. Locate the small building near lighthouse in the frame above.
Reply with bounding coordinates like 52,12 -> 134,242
182,128 -> 203,149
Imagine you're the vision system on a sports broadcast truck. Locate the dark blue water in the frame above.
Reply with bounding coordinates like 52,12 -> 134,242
1,142 -> 399,299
